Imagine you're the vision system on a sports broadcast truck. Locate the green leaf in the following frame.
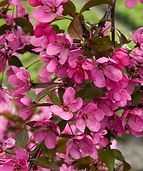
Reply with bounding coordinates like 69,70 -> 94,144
16,130 -> 29,148
0,112 -> 23,123
14,17 -> 33,34
131,88 -> 143,106
74,156 -> 94,169
35,88 -> 61,105
34,85 -> 55,102
111,149 -> 131,171
29,103 -> 52,109
93,36 -> 113,52
0,0 -> 8,7
123,161 -> 131,171
116,109 -> 124,117
58,87 -> 64,103
57,120 -> 67,132
39,143 -> 55,160
111,149 -> 124,161
0,24 -> 11,36
8,56 -> 23,67
52,25 -> 64,33
76,82 -> 104,102
68,14 -> 83,39
34,156 -> 58,169
99,149 -> 115,171
63,1 -> 76,17
56,138 -> 68,153
117,29 -> 131,45
80,0 -> 113,13
99,149 -> 131,171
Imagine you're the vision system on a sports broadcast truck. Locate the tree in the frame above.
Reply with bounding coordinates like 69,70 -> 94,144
0,0 -> 142,170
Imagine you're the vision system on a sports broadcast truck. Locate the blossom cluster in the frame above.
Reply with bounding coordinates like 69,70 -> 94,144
0,0 -> 142,170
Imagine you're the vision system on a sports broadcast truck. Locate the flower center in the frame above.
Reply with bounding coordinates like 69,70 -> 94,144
63,105 -> 70,112
47,5 -> 56,13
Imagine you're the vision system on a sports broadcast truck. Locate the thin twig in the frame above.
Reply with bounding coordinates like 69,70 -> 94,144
111,0 -> 116,46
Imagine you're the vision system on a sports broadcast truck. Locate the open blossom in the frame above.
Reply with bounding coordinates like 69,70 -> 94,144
34,121 -> 60,149
0,148 -> 29,171
39,51 -> 69,79
34,23 -> 56,43
107,89 -> 131,107
76,103 -> 105,133
0,138 -> 15,157
50,87 -> 83,120
67,49 -> 94,83
91,57 -> 123,88
67,135 -> 95,160
107,115 -> 125,137
122,108 -> 143,136
125,0 -> 143,8
0,30 -> 24,72
92,130 -> 108,148
132,27 -> 143,44
14,95 -> 33,120
112,48 -> 130,69
33,0 -> 68,23
7,66 -> 31,96
46,34 -> 72,65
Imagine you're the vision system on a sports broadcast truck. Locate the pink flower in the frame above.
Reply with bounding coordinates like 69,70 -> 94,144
107,89 -> 131,107
60,164 -> 77,171
132,27 -> 143,44
29,0 -> 41,6
14,95 -> 33,120
92,57 -> 123,88
96,99 -> 114,116
112,48 -> 130,69
0,138 -> 15,157
30,36 -> 49,52
76,103 -> 105,133
0,148 -> 29,171
34,23 -> 56,43
39,51 -> 69,79
5,33 -> 20,52
0,88 -> 11,106
67,135 -> 94,160
7,66 -> 31,96
39,65 -> 52,83
8,0 -> 23,6
34,121 -> 60,149
50,87 -> 82,120
33,0 -> 68,23
67,49 -> 94,83
122,108 -> 143,136
92,130 -> 108,148
107,115 -> 125,136
3,138 -> 15,150
125,0 -> 143,8
46,34 -> 72,65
